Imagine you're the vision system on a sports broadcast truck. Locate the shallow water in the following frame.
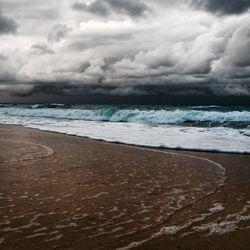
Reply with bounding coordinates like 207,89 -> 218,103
0,125 -> 249,249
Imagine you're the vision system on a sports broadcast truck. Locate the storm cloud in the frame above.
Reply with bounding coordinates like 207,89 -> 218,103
0,9 -> 18,34
192,0 -> 250,15
0,0 -> 250,103
72,0 -> 148,17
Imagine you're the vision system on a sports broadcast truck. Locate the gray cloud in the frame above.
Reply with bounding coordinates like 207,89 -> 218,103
31,44 -> 55,55
106,0 -> 148,16
48,24 -> 70,42
0,83 -> 34,97
72,1 -> 110,16
192,0 -> 250,15
0,53 -> 20,82
72,0 -> 148,17
0,9 -> 18,34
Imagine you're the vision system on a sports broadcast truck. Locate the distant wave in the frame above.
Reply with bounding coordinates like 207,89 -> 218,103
0,105 -> 250,127
0,103 -> 69,109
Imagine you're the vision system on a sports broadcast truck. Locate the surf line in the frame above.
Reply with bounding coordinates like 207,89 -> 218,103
110,142 -> 226,181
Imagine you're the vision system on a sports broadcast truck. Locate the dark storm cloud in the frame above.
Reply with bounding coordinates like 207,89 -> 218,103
3,79 -> 249,105
0,9 -> 18,34
72,0 -> 148,17
13,81 -> 205,97
192,0 -> 250,15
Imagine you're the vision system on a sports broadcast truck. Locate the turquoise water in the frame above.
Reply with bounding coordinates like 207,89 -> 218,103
0,104 -> 250,129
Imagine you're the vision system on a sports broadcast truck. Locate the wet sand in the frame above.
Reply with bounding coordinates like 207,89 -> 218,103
0,124 -> 249,250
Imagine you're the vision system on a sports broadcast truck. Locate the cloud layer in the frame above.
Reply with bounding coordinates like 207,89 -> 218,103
0,0 -> 250,102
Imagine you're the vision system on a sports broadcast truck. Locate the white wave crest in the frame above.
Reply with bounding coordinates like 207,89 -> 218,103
1,106 -> 250,125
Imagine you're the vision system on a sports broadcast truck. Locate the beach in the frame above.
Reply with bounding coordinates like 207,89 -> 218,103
0,124 -> 249,250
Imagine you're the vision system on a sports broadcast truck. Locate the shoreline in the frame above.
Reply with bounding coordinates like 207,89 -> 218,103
3,123 -> 250,155
26,126 -> 250,155
0,124 -> 249,249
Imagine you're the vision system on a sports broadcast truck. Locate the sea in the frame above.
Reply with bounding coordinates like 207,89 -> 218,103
0,104 -> 250,154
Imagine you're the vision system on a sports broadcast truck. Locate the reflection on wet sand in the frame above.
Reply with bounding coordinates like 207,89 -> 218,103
0,125 -> 249,250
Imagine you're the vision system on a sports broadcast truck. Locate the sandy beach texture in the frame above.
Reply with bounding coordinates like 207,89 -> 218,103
0,124 -> 249,250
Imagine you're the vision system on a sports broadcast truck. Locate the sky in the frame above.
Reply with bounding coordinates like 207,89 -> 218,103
0,0 -> 250,104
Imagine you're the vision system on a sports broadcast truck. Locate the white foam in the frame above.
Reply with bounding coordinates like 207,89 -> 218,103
209,203 -> 224,213
44,234 -> 63,242
159,226 -> 181,235
34,227 -> 48,232
117,203 -> 225,249
194,202 -> 250,235
55,222 -> 77,229
81,192 -> 109,200
26,233 -> 47,239
0,222 -> 40,232
193,217 -> 250,235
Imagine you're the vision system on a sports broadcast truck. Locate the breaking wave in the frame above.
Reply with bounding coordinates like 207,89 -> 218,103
0,104 -> 250,128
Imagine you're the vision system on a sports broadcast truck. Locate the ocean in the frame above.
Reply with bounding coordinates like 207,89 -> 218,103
0,104 -> 250,154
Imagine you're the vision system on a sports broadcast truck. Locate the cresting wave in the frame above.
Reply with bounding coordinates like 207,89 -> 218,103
0,104 -> 250,127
